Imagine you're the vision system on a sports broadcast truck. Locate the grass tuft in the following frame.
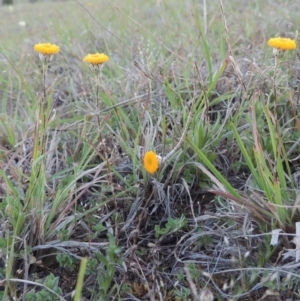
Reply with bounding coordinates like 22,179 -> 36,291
0,0 -> 300,300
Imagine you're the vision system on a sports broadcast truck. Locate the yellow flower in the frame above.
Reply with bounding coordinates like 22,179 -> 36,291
268,37 -> 297,50
143,151 -> 159,174
83,53 -> 109,65
34,43 -> 60,55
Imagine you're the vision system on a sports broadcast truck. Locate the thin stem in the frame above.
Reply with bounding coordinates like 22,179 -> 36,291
28,59 -> 49,211
272,56 -> 279,179
273,56 -> 278,123
42,62 -> 47,106
96,75 -> 100,128
41,61 -> 48,154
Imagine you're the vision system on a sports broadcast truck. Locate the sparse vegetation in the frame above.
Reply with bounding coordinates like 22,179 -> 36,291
0,0 -> 300,300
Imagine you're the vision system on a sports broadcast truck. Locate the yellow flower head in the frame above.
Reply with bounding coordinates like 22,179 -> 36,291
34,43 -> 60,55
268,37 -> 297,50
83,53 -> 109,65
143,151 -> 159,174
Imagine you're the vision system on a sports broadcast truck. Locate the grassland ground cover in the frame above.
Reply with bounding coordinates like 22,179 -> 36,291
0,0 -> 300,300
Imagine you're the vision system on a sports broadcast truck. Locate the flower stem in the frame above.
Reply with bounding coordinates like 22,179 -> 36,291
95,75 -> 100,128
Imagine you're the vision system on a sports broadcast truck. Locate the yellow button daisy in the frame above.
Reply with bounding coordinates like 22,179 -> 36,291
268,37 -> 297,50
34,43 -> 60,55
83,53 -> 109,65
143,151 -> 159,174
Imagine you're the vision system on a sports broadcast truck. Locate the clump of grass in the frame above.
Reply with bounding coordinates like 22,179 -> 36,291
0,0 -> 300,300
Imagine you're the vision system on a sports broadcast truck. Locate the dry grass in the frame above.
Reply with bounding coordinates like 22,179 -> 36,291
0,0 -> 300,300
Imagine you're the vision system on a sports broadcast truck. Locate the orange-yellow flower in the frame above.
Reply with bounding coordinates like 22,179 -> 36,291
83,53 -> 109,65
143,151 -> 159,174
34,43 -> 60,55
268,37 -> 297,50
